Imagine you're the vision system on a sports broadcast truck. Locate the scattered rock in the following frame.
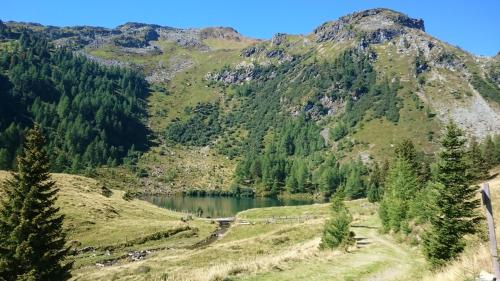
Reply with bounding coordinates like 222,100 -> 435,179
128,250 -> 150,261
79,246 -> 95,253
271,33 -> 288,46
74,50 -> 130,68
241,45 -> 265,57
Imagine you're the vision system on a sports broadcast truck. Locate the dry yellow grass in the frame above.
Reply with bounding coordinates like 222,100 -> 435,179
0,170 -> 216,268
70,200 -> 429,281
2,166 -> 499,280
137,144 -> 236,193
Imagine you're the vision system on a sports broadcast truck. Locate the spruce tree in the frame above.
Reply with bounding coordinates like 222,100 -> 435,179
394,139 -> 418,172
320,189 -> 354,250
467,138 -> 489,181
0,125 -> 72,281
423,122 -> 481,267
379,158 -> 419,232
367,163 -> 382,203
344,164 -> 365,199
379,139 -> 421,233
482,136 -> 496,169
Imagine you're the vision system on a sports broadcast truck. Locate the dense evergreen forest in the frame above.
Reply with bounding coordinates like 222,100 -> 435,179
164,46 -> 500,197
0,31 -> 149,172
165,48 -> 407,197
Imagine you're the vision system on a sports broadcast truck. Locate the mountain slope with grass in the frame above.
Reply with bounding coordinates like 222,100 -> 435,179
0,170 -> 216,269
1,8 -> 499,195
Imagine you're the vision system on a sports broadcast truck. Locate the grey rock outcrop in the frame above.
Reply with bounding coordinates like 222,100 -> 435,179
314,8 -> 424,45
5,21 -> 249,52
271,33 -> 288,46
241,45 -> 265,57
205,62 -> 256,85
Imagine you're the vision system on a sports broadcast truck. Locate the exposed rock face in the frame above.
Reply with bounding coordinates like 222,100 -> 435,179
204,68 -> 254,85
420,86 -> 500,140
74,50 -> 130,68
314,8 -> 424,45
157,28 -> 208,50
4,21 -> 249,51
115,23 -> 160,47
200,27 -> 243,41
394,32 -> 466,73
205,62 -> 256,85
241,45 -> 265,57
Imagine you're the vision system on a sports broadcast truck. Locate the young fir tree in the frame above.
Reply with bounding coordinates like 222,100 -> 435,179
379,157 -> 419,233
466,138 -> 489,181
367,163 -> 382,203
423,122 -> 481,267
320,189 -> 354,250
379,139 -> 421,233
0,125 -> 72,281
482,136 -> 497,169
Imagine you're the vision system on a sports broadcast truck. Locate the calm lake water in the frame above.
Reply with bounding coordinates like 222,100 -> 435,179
143,195 -> 317,218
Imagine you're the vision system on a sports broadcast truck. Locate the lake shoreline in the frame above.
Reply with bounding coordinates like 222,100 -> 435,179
141,194 -> 324,218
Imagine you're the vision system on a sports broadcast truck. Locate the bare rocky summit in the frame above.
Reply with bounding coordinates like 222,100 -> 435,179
314,8 -> 424,45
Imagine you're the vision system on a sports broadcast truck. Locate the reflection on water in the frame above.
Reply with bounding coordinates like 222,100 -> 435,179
143,195 -> 317,218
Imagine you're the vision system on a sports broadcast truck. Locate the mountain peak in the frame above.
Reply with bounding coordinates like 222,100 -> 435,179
200,26 -> 244,40
314,8 -> 424,43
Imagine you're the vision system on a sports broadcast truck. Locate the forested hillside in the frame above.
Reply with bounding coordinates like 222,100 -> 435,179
1,8 -> 499,196
0,31 -> 149,173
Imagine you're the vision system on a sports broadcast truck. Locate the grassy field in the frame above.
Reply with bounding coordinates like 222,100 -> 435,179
1,168 -> 499,280
70,198 -> 430,281
0,171 -> 217,268
69,169 -> 500,281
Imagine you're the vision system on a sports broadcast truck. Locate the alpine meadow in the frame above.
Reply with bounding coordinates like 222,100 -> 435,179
1,4 -> 500,281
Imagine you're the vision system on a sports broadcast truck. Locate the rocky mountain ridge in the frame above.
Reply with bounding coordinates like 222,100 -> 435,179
2,9 -> 499,140
314,8 -> 425,44
3,20 -> 253,51
1,8 -> 499,192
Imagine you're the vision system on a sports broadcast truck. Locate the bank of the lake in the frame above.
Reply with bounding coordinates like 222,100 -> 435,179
142,194 -> 321,218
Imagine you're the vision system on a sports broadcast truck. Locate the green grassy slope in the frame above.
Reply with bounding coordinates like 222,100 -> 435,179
82,27 -> 498,194
0,171 -> 217,268
5,9 -> 499,195
70,199 -> 429,281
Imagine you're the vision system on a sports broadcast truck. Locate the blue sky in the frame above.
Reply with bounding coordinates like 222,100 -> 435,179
1,0 -> 499,56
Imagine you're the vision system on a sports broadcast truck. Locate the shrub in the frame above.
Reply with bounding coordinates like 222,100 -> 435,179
320,210 -> 354,250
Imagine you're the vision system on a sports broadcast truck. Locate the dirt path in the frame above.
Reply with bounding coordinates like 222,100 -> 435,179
239,212 -> 427,281
70,201 -> 428,281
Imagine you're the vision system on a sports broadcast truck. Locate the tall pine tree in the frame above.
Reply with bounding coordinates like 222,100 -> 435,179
0,125 -> 72,281
423,122 -> 481,267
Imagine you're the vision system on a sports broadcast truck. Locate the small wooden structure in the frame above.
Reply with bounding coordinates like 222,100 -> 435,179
481,183 -> 500,280
213,217 -> 235,225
